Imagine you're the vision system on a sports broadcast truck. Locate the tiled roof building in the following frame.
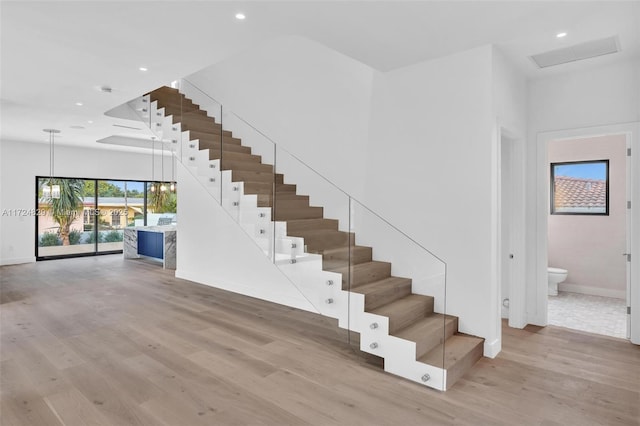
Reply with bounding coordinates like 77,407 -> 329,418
553,176 -> 607,213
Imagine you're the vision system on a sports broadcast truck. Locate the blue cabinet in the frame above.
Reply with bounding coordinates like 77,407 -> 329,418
138,231 -> 164,259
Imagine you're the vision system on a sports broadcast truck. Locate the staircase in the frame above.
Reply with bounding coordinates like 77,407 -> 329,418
138,85 -> 483,391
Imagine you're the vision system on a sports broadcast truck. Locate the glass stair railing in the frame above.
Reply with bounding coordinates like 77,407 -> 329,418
123,79 -> 472,391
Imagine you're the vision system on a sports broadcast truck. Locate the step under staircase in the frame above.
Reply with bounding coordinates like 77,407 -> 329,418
133,86 -> 483,391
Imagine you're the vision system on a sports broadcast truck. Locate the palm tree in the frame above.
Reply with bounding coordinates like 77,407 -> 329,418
46,179 -> 84,245
148,183 -> 176,213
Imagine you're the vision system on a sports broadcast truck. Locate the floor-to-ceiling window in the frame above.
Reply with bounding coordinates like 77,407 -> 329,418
36,176 -> 176,260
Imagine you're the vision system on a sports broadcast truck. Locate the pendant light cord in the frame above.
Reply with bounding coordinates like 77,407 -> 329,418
151,137 -> 155,182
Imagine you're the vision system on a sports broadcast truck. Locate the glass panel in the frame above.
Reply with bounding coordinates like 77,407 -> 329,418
175,80 -> 224,203
144,181 -> 177,227
219,108 -> 276,258
273,146 -> 352,343
37,178 -> 95,257
125,79 -> 450,390
349,200 -> 447,390
97,180 -> 145,252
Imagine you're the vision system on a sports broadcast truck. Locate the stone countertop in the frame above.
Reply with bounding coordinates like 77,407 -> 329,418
127,225 -> 176,232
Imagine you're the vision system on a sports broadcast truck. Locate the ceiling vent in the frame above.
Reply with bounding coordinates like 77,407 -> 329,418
530,36 -> 620,68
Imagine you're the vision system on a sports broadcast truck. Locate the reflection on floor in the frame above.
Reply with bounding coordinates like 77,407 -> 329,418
548,291 -> 627,339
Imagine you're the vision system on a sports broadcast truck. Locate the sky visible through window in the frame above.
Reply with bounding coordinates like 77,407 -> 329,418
105,180 -> 145,193
554,163 -> 607,180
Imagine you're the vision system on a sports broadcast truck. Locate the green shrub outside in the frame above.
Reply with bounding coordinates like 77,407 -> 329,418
69,230 -> 82,245
103,230 -> 123,243
86,231 -> 104,244
40,233 -> 61,247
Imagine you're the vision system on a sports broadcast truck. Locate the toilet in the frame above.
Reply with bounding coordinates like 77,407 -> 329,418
548,267 -> 568,296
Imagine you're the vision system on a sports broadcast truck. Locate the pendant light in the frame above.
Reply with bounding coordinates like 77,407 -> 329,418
42,129 -> 61,199
150,137 -> 156,192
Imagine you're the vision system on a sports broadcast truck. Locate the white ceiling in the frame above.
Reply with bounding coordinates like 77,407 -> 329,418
1,1 -> 638,151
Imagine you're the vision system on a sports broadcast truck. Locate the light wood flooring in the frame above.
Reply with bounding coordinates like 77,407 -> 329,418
1,255 -> 639,425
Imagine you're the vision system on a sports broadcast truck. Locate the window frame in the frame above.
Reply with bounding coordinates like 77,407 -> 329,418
550,159 -> 610,216
34,176 -> 168,261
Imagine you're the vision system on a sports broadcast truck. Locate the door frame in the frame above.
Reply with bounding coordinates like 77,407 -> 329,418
535,122 -> 639,344
498,128 -> 527,330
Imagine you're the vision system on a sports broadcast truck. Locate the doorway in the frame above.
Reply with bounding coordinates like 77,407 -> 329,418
499,130 -> 526,330
546,135 -> 628,338
536,124 -> 638,344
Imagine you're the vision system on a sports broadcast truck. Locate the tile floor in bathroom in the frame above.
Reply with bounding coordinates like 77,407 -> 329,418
548,291 -> 628,339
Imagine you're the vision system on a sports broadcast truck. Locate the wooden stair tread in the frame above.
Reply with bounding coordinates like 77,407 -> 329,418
180,119 -> 232,134
273,206 -> 324,220
329,261 -> 391,288
289,229 -> 354,252
205,151 -> 261,163
418,334 -> 484,389
321,245 -> 372,269
286,218 -> 339,233
231,170 -> 282,183
350,277 -> 412,311
149,85 -> 485,388
198,142 -> 251,155
419,334 -> 484,367
188,131 -> 241,144
274,194 -> 308,201
243,182 -> 296,195
370,294 -> 434,334
395,314 -> 458,358
221,160 -> 273,173
255,193 -> 307,208
161,104 -> 205,115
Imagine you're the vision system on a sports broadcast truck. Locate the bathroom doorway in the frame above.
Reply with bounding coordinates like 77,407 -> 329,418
545,133 -> 630,339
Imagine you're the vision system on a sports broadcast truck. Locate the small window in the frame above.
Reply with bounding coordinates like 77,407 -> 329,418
550,160 -> 609,215
111,211 -> 121,226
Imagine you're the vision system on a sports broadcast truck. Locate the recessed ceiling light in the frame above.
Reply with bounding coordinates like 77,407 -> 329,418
75,102 -> 83,106
87,120 -> 94,124
235,13 -> 246,20
556,32 -> 567,38
139,66 -> 148,72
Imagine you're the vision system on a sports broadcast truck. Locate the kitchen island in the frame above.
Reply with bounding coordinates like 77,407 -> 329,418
123,225 -> 176,269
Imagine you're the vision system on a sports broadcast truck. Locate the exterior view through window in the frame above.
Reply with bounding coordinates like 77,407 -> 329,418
550,160 -> 609,215
36,177 -> 176,259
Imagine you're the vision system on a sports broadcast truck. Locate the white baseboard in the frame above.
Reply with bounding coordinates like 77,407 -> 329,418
483,338 -> 501,358
0,256 -> 35,266
559,283 -> 626,300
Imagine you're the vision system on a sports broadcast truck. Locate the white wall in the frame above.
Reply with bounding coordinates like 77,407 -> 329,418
492,47 -> 528,329
175,163 -> 317,312
492,47 -> 527,137
0,140 -> 155,265
527,58 -> 640,326
186,35 -> 375,204
365,46 -> 499,355
548,135 -> 627,298
178,37 -> 525,356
